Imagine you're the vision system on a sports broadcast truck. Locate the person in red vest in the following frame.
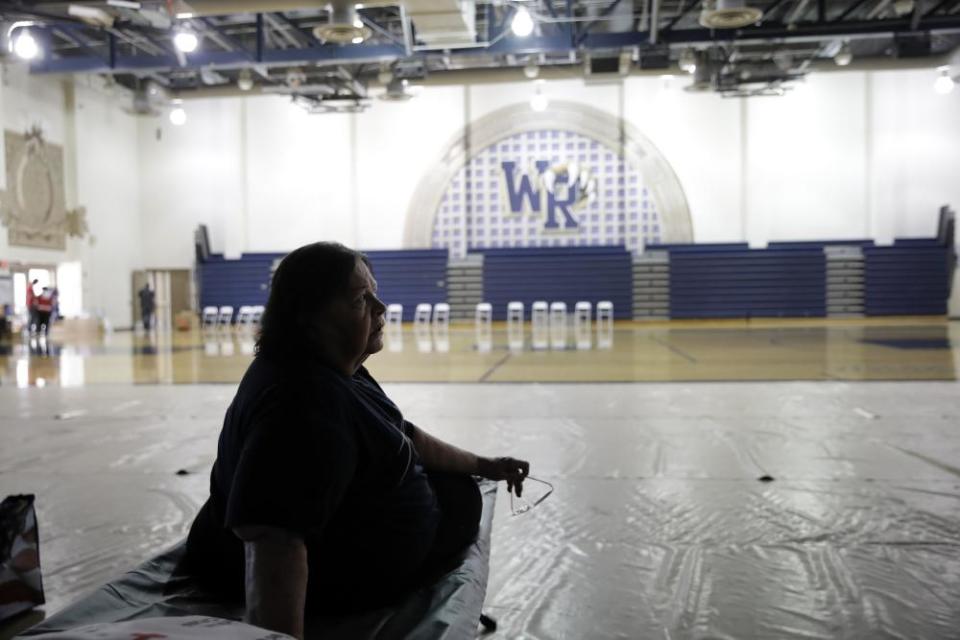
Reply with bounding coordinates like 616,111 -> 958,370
35,287 -> 55,336
26,279 -> 39,334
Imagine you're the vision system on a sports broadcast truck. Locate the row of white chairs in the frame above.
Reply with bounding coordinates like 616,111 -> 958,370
201,305 -> 264,328
383,301 -> 614,332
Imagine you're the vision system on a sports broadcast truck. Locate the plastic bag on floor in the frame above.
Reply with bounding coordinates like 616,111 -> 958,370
0,494 -> 45,622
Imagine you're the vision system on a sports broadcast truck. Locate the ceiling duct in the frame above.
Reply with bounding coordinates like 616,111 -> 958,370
314,2 -> 370,44
403,0 -> 475,46
170,1 -> 326,17
699,0 -> 763,29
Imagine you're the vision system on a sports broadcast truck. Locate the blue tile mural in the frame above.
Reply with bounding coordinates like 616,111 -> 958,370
431,129 -> 660,256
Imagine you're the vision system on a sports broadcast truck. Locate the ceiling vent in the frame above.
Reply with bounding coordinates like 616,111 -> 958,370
699,0 -> 763,29
313,3 -> 370,44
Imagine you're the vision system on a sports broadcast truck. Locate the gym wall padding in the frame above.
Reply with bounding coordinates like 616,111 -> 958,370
480,246 -> 633,320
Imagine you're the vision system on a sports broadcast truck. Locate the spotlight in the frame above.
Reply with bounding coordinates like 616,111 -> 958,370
511,6 -> 534,37
12,28 -> 40,60
834,42 -> 852,67
169,101 -> 187,125
934,66 -> 955,95
173,29 -> 198,53
351,36 -> 364,44
529,81 -> 548,112
893,0 -> 914,16
678,49 -> 696,74
237,69 -> 254,91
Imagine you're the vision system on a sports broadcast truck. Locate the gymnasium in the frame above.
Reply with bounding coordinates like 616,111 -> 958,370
1,0 -> 959,638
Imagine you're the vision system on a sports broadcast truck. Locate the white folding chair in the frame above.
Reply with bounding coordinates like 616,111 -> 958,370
217,306 -> 234,327
475,303 -> 493,353
506,301 -> 524,326
236,306 -> 253,327
250,305 -> 265,325
596,300 -> 614,349
574,301 -> 592,350
414,303 -> 432,329
549,301 -> 567,349
475,302 -> 493,331
201,306 -> 218,328
432,303 -> 451,331
596,300 -> 614,332
386,304 -> 404,330
531,300 -> 549,350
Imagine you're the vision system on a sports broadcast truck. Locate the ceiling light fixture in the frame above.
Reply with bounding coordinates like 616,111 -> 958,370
678,49 -> 697,73
237,69 -> 254,91
511,6 -> 535,38
169,100 -> 187,125
11,27 -> 40,60
523,57 -> 540,79
834,42 -> 852,66
173,28 -> 198,53
934,66 -> 955,95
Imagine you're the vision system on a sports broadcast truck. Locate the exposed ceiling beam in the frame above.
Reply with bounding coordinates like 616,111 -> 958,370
837,0 -> 873,21
28,14 -> 960,75
650,0 -> 661,45
662,1 -> 699,33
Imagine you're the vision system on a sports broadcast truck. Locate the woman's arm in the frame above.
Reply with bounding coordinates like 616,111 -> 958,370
407,423 -> 530,495
235,525 -> 308,640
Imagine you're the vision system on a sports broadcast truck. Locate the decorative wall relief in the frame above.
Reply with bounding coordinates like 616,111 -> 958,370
0,127 -> 88,250
405,101 -> 693,257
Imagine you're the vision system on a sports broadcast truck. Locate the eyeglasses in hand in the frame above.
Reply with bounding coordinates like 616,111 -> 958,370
509,476 -> 554,516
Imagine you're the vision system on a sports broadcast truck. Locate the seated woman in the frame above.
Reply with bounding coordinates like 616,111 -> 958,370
184,242 -> 529,640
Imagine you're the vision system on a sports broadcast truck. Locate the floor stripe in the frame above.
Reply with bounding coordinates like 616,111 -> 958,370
650,335 -> 698,363
479,352 -> 513,382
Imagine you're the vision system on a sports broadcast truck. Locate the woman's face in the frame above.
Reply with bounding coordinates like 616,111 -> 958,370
319,259 -> 387,367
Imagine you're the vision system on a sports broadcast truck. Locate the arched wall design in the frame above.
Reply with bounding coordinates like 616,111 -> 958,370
403,100 -> 693,256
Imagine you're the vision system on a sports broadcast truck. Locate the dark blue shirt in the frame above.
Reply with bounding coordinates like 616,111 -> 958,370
185,355 -> 440,606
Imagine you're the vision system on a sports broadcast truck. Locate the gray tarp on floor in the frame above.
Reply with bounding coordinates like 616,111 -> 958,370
3,381 -> 960,638
19,481 -> 496,640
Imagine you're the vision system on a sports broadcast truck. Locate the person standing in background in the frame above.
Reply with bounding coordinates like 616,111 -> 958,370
138,284 -> 155,331
35,287 -> 54,336
26,279 -> 38,334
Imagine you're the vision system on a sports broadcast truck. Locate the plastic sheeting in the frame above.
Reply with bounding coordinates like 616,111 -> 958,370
2,381 -> 960,638
19,481 -> 496,639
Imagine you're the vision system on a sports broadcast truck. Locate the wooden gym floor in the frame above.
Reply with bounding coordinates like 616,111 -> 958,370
1,317 -> 957,386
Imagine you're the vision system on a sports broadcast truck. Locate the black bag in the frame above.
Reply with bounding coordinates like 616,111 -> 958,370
0,494 -> 45,622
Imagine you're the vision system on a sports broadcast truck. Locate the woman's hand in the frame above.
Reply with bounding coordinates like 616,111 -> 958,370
478,456 -> 530,496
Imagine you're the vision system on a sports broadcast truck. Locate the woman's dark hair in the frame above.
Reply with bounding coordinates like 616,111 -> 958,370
255,242 -> 370,359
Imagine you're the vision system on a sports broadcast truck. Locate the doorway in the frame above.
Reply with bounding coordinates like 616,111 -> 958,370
132,269 -> 192,330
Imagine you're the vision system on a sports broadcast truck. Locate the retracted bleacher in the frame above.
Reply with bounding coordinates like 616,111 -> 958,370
196,249 -> 449,323
480,246 -> 633,320
664,244 -> 827,319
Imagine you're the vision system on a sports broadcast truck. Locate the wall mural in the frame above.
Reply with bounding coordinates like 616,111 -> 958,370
404,101 -> 693,258
0,128 -> 88,250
